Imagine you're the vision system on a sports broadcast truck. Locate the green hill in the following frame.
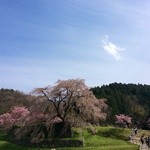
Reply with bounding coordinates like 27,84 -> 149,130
91,83 -> 150,128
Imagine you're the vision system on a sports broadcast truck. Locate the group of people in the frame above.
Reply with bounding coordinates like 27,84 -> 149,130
128,127 -> 150,147
140,134 -> 150,147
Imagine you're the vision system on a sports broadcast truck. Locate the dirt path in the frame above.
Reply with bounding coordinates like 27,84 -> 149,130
130,131 -> 150,150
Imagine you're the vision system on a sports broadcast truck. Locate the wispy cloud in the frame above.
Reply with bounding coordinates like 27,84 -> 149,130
102,35 -> 125,61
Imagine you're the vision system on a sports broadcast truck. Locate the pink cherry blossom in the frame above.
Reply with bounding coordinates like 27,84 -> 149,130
0,106 -> 30,128
115,114 -> 132,127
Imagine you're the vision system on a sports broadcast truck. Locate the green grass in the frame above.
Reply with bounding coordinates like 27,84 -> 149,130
0,126 -> 139,150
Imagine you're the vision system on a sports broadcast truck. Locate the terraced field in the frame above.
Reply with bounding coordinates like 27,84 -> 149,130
0,126 -> 139,150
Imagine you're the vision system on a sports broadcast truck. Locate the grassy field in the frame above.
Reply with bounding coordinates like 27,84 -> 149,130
0,126 -> 139,150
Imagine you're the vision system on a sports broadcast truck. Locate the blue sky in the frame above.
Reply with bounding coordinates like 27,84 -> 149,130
1,0 -> 150,92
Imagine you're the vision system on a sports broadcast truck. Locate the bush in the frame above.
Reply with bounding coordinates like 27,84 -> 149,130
97,127 -> 128,140
86,124 -> 97,135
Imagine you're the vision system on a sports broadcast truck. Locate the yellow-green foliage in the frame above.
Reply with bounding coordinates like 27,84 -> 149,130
96,126 -> 131,140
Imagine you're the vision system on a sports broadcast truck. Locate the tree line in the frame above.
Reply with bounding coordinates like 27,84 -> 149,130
91,83 -> 150,128
1,82 -> 150,129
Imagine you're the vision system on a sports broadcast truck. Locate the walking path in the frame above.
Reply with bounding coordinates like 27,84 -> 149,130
130,130 -> 150,150
130,137 -> 149,150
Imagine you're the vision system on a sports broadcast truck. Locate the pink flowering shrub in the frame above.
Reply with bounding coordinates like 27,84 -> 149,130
115,114 -> 132,128
0,106 -> 30,129
0,106 -> 49,130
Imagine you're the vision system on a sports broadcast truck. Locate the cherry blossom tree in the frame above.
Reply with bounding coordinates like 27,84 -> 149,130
31,79 -> 108,125
0,106 -> 30,130
115,114 -> 132,128
0,79 -> 108,143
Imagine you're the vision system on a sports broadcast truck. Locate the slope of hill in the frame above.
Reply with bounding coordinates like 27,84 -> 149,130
0,88 -> 35,114
91,83 -> 150,128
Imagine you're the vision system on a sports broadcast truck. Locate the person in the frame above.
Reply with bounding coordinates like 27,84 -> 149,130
145,136 -> 148,146
134,127 -> 138,135
140,134 -> 145,145
147,135 -> 150,147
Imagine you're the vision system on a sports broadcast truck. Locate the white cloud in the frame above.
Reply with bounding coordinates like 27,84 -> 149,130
102,35 -> 125,61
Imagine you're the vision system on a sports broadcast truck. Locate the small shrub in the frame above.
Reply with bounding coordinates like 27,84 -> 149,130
87,124 -> 97,135
97,127 -> 128,140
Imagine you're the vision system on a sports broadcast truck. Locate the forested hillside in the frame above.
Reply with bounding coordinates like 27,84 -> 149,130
0,88 -> 35,114
91,83 -> 150,128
